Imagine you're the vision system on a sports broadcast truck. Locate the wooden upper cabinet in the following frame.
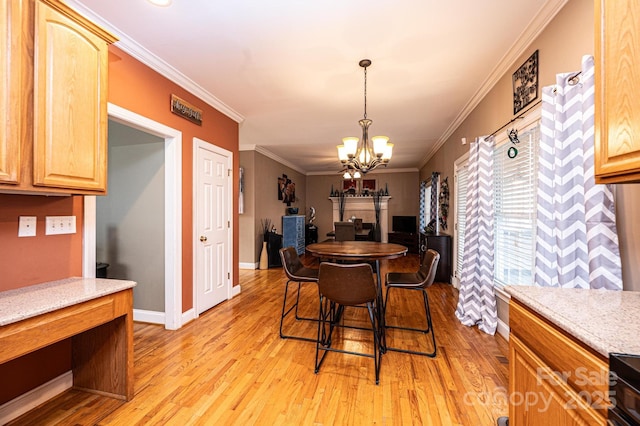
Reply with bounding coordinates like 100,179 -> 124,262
32,1 -> 116,192
0,0 -> 116,195
595,0 -> 640,183
0,0 -> 23,184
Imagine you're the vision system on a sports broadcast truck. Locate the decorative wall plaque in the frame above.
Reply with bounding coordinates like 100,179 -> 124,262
512,50 -> 539,114
170,94 -> 202,125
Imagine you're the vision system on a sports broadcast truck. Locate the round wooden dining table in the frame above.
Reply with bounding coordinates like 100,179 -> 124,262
305,240 -> 408,351
305,241 -> 408,263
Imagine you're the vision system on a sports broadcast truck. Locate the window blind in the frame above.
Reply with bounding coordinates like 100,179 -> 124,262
492,124 -> 539,286
455,163 -> 468,280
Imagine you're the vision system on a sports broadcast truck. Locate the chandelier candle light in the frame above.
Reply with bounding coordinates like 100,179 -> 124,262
338,59 -> 393,179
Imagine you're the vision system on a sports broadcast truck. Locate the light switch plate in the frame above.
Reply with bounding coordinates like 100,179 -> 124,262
18,216 -> 37,237
45,216 -> 77,235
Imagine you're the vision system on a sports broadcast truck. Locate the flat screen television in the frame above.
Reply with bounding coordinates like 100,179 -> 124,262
392,216 -> 417,234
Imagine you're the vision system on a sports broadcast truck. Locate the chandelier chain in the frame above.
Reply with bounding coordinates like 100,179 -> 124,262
363,65 -> 367,120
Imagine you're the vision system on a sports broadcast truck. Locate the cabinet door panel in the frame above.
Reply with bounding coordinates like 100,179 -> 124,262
0,0 -> 23,184
32,2 -> 108,191
509,335 -> 604,425
595,0 -> 640,183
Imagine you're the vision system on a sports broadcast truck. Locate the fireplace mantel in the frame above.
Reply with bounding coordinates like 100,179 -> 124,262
329,196 -> 391,243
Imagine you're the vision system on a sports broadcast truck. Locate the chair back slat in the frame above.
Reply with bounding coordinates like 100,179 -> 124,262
279,246 -> 319,282
419,249 -> 440,288
280,246 -> 303,276
318,262 -> 376,305
334,222 -> 356,241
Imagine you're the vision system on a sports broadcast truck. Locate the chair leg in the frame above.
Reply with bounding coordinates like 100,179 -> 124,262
423,289 -> 437,355
280,280 -> 316,342
279,279 -> 292,338
294,282 -> 318,321
366,302 -> 381,385
383,287 -> 437,357
315,298 -> 381,385
315,296 -> 333,373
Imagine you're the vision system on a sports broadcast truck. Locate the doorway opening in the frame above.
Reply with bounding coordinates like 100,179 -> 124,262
83,103 -> 183,330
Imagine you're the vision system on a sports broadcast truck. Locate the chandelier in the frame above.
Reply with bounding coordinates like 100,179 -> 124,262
337,59 -> 393,179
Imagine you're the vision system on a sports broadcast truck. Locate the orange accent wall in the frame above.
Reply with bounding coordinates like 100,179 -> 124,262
107,46 -> 240,312
0,194 -> 83,291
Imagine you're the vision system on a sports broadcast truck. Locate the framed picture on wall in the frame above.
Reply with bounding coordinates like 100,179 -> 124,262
362,179 -> 376,192
343,179 -> 357,194
512,50 -> 539,114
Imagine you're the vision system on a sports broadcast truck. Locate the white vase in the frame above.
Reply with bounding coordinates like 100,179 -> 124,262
259,241 -> 269,269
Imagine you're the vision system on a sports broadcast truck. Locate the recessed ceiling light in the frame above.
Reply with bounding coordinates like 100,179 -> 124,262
148,0 -> 172,6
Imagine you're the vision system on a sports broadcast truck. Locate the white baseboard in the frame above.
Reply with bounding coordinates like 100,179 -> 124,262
181,308 -> 196,326
494,286 -> 511,341
239,262 -> 258,269
231,285 -> 242,297
0,371 -> 72,425
133,309 -> 165,325
496,317 -> 510,341
177,286 -> 241,328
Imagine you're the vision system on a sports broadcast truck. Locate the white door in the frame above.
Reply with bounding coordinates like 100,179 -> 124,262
194,139 -> 232,315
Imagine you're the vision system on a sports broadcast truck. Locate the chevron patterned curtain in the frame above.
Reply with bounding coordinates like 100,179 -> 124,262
455,136 -> 497,335
535,55 -> 622,290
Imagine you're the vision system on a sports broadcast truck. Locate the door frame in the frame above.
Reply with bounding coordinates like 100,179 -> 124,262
83,103 -> 184,330
192,138 -> 233,316
452,151 -> 469,290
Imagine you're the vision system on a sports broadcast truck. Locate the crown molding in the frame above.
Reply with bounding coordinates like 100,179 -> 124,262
64,0 -> 244,124
252,146 -> 307,175
419,0 -> 569,168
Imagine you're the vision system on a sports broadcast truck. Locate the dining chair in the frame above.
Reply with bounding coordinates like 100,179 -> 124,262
315,262 -> 382,384
278,247 -> 319,342
334,221 -> 356,241
383,249 -> 440,357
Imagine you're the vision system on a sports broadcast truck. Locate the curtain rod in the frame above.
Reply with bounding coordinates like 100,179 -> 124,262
484,70 -> 580,138
487,99 -> 542,137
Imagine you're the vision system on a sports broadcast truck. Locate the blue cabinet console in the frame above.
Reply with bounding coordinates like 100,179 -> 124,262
282,215 -> 305,255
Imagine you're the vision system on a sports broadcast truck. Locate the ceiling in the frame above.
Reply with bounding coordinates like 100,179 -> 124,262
67,0 -> 567,175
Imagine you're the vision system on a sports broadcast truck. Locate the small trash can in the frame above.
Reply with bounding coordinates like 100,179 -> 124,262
96,262 -> 109,278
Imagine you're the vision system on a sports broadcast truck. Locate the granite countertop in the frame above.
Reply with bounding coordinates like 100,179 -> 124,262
0,277 -> 136,326
505,286 -> 640,357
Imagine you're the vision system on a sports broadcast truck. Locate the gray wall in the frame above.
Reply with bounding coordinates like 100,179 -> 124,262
238,151 -> 256,266
239,150 -> 306,265
97,121 -> 165,311
238,149 -> 420,265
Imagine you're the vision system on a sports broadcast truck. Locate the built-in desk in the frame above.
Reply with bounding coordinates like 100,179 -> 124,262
0,278 -> 136,402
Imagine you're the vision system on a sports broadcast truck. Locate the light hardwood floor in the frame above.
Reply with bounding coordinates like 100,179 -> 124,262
10,254 -> 509,425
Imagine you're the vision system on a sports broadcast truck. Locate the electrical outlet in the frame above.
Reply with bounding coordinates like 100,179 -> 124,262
45,216 -> 77,235
18,216 -> 37,237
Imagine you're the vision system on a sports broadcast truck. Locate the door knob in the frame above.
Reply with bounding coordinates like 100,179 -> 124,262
200,236 -> 207,242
